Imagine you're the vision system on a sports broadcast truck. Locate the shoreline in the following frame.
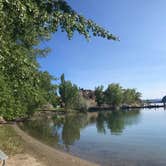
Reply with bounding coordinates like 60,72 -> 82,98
88,105 -> 164,111
11,124 -> 99,166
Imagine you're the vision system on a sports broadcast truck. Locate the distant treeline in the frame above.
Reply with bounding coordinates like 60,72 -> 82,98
94,84 -> 142,107
58,76 -> 142,111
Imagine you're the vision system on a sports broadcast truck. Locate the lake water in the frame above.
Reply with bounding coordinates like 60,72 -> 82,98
20,108 -> 166,166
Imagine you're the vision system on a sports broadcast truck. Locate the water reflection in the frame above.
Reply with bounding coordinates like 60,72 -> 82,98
62,114 -> 88,151
20,118 -> 60,146
95,110 -> 141,135
20,109 -> 166,166
20,110 -> 141,151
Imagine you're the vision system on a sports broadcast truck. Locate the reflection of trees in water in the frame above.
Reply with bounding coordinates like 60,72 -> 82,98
96,110 -> 141,135
96,113 -> 107,134
21,110 -> 141,151
20,118 -> 59,146
62,114 -> 88,151
22,114 -> 89,151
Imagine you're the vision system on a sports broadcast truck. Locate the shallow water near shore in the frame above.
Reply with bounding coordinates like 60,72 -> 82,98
20,108 -> 166,166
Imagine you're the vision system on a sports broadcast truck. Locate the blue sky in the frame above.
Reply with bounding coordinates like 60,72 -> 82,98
38,0 -> 166,99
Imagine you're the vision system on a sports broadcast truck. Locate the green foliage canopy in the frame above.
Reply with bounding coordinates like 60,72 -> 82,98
59,74 -> 79,110
123,89 -> 141,105
94,83 -> 141,107
0,0 -> 117,120
105,83 -> 123,107
94,85 -> 104,106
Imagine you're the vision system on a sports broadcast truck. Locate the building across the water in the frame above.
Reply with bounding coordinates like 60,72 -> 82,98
79,88 -> 96,107
79,88 -> 96,100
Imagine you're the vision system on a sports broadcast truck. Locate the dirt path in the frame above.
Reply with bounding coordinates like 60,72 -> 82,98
7,154 -> 45,166
11,125 -> 99,166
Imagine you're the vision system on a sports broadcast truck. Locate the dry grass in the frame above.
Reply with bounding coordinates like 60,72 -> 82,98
0,125 -> 24,155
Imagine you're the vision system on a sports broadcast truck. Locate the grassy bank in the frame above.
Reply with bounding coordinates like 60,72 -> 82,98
0,125 -> 24,155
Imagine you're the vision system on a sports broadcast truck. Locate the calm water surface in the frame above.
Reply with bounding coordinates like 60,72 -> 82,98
20,108 -> 166,166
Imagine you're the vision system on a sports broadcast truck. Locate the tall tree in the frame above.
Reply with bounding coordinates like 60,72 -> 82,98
104,83 -> 123,107
95,85 -> 104,106
59,74 -> 79,110
38,71 -> 59,107
0,1 -> 117,119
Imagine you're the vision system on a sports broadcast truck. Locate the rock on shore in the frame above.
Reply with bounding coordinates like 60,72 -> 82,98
0,116 -> 6,124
